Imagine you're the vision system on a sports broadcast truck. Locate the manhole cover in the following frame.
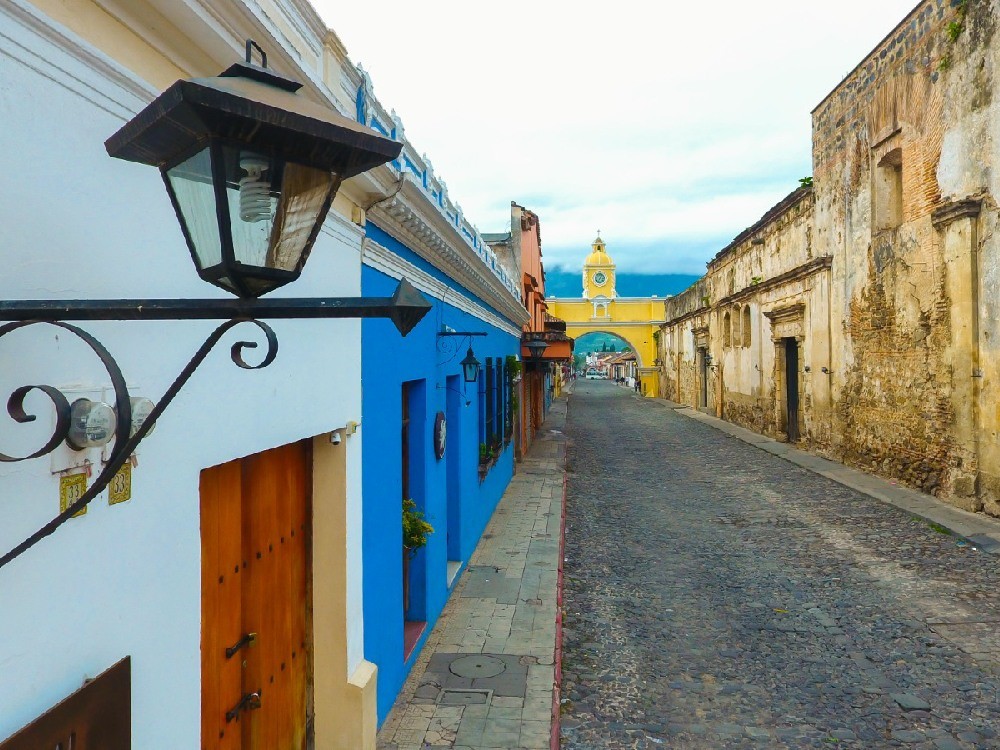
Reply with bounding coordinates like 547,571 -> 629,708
449,654 -> 506,678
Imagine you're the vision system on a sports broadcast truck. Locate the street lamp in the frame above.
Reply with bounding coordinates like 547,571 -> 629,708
105,41 -> 400,298
460,347 -> 482,383
0,42 -> 431,570
436,328 -> 486,384
524,339 -> 548,361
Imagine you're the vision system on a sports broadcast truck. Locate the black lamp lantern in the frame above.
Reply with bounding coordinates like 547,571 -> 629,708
105,42 -> 401,298
460,347 -> 481,383
524,339 -> 549,361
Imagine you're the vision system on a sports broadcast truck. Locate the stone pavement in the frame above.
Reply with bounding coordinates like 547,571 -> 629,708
561,380 -> 1000,749
377,396 -> 567,750
662,399 -> 1000,555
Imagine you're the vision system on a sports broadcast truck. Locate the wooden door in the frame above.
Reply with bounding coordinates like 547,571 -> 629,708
784,338 -> 800,442
698,349 -> 708,408
201,441 -> 312,750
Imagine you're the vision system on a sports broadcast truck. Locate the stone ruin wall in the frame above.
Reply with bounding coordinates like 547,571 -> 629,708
661,281 -> 708,407
812,0 -> 997,502
709,191 -> 819,441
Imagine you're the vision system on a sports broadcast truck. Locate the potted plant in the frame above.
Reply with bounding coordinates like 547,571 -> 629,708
402,498 -> 434,612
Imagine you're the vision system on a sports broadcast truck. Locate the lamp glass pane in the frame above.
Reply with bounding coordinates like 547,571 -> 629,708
221,147 -> 335,272
222,147 -> 278,269
269,162 -> 337,271
166,148 -> 222,269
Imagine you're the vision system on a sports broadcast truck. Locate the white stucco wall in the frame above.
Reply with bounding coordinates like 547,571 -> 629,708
0,5 -> 364,745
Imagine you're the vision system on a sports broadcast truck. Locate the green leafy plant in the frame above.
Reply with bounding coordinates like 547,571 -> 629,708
751,275 -> 763,285
479,443 -> 492,462
940,2 -> 967,70
505,354 -> 522,379
799,176 -> 813,188
402,498 -> 434,554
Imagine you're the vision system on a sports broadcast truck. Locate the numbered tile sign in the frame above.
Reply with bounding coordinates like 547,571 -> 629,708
59,473 -> 88,518
108,462 -> 132,506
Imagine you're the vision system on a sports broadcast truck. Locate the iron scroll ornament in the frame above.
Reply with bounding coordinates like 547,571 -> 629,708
0,318 -> 278,570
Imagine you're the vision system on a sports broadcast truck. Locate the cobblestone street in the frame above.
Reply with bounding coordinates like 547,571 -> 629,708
561,381 -> 1000,750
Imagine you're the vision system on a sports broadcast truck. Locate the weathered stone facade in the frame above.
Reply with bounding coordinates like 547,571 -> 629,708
661,187 -> 830,448
662,0 -> 1000,516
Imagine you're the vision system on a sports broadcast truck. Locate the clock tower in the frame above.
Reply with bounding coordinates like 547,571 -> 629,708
582,234 -> 616,300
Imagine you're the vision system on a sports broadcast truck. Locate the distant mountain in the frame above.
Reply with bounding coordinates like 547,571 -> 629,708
544,270 -> 700,299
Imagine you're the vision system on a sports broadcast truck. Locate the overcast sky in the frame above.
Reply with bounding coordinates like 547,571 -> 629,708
313,1 -> 918,276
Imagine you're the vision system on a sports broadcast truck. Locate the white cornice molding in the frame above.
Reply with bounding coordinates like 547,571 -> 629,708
363,240 -> 521,338
136,0 -> 348,115
368,179 -> 528,328
2,0 -> 157,119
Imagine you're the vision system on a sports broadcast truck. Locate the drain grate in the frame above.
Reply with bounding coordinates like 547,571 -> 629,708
439,688 -> 492,705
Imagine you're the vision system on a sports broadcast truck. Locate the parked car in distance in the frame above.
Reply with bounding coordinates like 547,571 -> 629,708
585,369 -> 602,379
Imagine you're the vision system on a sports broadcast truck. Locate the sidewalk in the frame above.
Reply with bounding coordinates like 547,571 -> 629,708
377,397 -> 568,750
651,396 -> 1000,554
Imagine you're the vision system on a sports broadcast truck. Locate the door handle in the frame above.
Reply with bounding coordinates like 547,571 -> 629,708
225,632 -> 257,658
225,691 -> 261,722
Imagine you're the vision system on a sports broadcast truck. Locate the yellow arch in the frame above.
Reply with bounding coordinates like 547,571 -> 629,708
572,329 -> 647,367
548,297 -> 664,396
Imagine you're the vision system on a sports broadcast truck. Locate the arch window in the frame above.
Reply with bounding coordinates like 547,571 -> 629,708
742,306 -> 752,347
722,311 -> 732,348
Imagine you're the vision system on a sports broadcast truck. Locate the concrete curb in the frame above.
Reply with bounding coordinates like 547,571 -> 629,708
649,397 -> 1000,555
550,406 -> 569,750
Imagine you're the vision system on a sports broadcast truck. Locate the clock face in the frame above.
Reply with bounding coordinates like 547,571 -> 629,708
593,271 -> 607,286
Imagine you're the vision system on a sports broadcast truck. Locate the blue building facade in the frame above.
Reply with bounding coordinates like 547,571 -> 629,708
353,82 -> 528,723
361,221 -> 524,721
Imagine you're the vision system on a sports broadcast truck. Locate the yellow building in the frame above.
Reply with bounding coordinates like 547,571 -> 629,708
548,236 -> 665,396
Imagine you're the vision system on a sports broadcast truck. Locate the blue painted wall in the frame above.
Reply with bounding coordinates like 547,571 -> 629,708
361,224 -> 519,724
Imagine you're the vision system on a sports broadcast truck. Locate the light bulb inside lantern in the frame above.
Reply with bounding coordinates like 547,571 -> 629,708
238,155 -> 273,223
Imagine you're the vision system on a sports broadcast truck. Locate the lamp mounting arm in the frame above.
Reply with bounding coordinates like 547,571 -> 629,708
0,279 -> 430,571
0,279 -> 431,336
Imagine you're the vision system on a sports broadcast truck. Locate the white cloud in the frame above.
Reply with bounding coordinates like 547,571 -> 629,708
315,0 -> 919,273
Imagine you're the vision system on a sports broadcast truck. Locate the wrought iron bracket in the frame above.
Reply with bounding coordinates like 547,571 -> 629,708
435,329 -> 486,357
0,279 -> 430,570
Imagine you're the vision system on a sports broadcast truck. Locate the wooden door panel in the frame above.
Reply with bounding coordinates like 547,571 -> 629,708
286,444 -> 310,750
242,449 -> 279,750
200,460 -> 244,750
0,657 -> 130,750
202,441 -> 311,750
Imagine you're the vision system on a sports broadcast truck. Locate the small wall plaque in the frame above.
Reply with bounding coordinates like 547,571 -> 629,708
108,462 -> 132,505
59,473 -> 88,517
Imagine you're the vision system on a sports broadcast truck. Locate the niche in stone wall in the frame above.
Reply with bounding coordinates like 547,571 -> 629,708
874,147 -> 903,231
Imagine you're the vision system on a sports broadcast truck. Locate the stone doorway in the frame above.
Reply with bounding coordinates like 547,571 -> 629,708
784,337 -> 800,442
